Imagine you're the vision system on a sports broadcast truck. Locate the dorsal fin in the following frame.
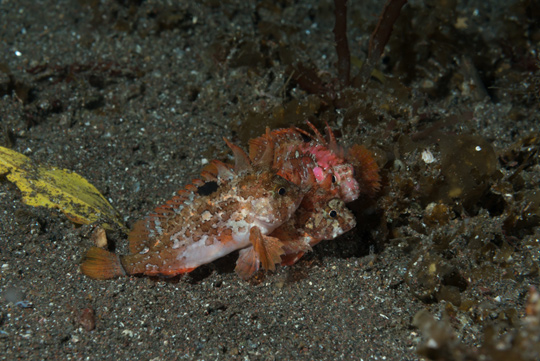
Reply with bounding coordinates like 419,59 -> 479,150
325,122 -> 336,145
253,127 -> 275,168
223,137 -> 252,173
248,136 -> 269,163
324,122 -> 345,158
269,128 -> 304,144
249,128 -> 303,164
201,162 -> 219,179
191,178 -> 205,187
304,120 -> 326,144
200,169 -> 218,182
210,159 -> 236,181
324,122 -> 345,157
185,184 -> 198,192
293,126 -> 313,141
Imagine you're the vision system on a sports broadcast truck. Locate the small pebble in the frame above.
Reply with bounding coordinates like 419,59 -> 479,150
91,227 -> 108,248
79,308 -> 96,331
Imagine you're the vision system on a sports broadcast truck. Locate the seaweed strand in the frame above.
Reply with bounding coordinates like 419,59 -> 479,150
333,0 -> 350,88
358,0 -> 408,85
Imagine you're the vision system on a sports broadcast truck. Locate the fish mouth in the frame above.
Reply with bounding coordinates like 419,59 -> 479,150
291,193 -> 304,213
253,218 -> 277,233
341,181 -> 360,203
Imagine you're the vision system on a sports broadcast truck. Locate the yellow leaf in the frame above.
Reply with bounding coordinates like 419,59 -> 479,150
0,146 -> 126,232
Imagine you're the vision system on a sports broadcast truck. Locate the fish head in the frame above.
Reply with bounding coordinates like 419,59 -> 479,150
300,144 -> 360,203
245,172 -> 304,234
302,198 -> 356,241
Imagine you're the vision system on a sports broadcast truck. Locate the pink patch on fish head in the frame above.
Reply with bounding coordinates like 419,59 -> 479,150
309,145 -> 337,169
312,166 -> 326,182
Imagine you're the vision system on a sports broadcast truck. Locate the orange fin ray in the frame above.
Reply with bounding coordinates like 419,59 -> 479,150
304,120 -> 326,144
268,128 -> 304,144
235,246 -> 260,280
324,121 -> 344,156
80,247 -> 126,280
293,126 -> 314,141
324,121 -> 336,146
248,136 -> 269,163
249,127 -> 303,165
252,128 -> 275,168
249,227 -> 284,271
210,159 -> 235,180
200,170 -> 218,182
201,162 -> 219,179
191,178 -> 205,187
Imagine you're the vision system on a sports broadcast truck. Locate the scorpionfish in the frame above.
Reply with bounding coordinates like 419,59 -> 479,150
80,137 -> 304,280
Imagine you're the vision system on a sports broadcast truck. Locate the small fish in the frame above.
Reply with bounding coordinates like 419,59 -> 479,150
278,196 -> 356,266
80,138 -> 305,280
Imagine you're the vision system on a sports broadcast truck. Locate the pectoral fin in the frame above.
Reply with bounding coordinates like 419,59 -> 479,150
249,227 -> 285,271
270,225 -> 313,267
274,232 -> 312,267
235,246 -> 260,280
280,252 -> 305,266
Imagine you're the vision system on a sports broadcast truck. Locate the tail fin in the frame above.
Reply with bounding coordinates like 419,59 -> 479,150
80,247 -> 126,280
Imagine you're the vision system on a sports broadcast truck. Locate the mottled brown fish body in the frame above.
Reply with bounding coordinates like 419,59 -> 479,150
81,168 -> 304,280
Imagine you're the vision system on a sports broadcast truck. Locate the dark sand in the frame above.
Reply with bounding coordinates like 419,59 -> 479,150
1,1 -> 539,360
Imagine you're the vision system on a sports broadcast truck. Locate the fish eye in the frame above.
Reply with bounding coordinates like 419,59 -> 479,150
278,187 -> 287,196
329,210 -> 337,218
331,175 -> 337,183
